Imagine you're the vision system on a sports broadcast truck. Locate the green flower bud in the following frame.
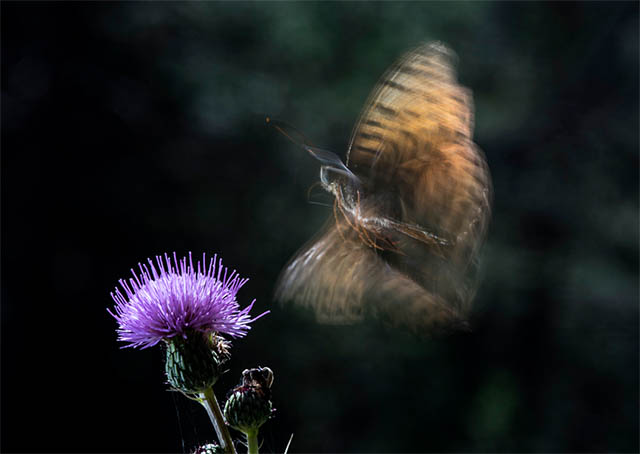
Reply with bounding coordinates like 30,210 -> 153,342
164,332 -> 223,393
223,366 -> 275,434
224,388 -> 273,434
193,442 -> 225,454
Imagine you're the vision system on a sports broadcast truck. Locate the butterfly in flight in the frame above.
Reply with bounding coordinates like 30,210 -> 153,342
275,42 -> 492,334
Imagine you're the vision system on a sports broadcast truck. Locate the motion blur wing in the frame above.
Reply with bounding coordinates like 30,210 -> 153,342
276,42 -> 492,332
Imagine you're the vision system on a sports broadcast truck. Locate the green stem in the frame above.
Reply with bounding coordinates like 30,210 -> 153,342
200,387 -> 237,454
246,429 -> 259,454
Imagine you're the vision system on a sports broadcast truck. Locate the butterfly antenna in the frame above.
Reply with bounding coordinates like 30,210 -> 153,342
266,117 -> 315,149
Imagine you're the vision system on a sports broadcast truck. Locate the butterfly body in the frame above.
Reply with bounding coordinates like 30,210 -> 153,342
276,42 -> 492,333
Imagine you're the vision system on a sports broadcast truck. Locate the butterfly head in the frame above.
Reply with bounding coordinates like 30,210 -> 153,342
305,145 -> 363,214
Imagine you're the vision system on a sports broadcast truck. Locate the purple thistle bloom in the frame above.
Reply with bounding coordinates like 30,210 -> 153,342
109,252 -> 268,349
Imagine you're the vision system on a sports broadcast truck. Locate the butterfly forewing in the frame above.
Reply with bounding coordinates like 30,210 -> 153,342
276,42 -> 492,332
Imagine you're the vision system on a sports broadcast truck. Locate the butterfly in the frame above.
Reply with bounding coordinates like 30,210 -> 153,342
275,42 -> 492,334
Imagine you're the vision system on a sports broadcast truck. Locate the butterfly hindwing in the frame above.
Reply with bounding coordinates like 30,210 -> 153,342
276,42 -> 492,332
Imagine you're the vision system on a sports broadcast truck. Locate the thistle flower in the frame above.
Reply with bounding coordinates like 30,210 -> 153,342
109,252 -> 267,349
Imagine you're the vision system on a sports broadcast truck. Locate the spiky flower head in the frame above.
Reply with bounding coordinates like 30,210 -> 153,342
109,252 -> 267,349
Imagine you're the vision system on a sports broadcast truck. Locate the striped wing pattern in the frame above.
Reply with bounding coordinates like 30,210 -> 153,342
276,42 -> 492,333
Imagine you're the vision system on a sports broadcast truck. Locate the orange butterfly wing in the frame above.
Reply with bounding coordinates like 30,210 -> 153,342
276,42 -> 492,332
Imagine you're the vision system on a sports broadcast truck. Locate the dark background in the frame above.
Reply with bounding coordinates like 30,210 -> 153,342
2,2 -> 638,453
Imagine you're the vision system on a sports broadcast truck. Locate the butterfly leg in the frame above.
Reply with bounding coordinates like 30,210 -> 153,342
334,189 -> 380,250
352,190 -> 388,251
333,197 -> 349,244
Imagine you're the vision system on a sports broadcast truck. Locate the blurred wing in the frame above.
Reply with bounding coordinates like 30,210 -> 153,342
346,42 -> 492,316
274,216 -> 465,332
276,42 -> 491,332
